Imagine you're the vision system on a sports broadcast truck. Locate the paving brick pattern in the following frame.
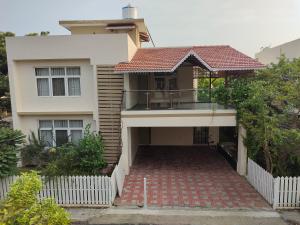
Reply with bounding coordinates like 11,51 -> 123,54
115,146 -> 270,209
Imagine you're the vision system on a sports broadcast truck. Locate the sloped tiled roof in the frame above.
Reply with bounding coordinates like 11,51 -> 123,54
115,46 -> 265,73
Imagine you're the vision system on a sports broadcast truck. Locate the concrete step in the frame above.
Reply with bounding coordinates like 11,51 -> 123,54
83,208 -> 288,225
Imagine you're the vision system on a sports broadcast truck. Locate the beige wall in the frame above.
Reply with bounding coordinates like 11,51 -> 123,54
151,127 -> 193,145
6,33 -> 138,133
14,60 -> 94,114
69,26 -> 140,47
256,38 -> 300,64
6,34 -> 132,65
149,127 -> 219,146
177,67 -> 194,89
129,127 -> 139,166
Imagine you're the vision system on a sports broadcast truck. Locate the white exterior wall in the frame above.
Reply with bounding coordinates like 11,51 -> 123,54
129,127 -> 139,166
14,60 -> 94,114
6,34 -> 131,65
237,125 -> 247,176
256,38 -> 300,64
6,34 -> 137,134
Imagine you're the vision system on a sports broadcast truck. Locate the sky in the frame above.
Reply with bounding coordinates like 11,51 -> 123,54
1,0 -> 300,57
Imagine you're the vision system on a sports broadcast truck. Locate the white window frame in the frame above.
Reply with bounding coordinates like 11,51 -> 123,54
35,66 -> 81,97
39,120 -> 84,147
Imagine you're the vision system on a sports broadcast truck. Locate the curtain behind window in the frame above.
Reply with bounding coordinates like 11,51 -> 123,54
67,67 -> 80,76
40,130 -> 53,147
37,78 -> 49,96
68,78 -> 81,96
71,130 -> 82,145
35,68 -> 49,76
51,67 -> 65,76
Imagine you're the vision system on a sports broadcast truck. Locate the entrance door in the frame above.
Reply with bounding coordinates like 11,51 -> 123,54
193,127 -> 209,144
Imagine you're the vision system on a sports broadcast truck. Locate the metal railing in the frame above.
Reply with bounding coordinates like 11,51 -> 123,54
122,89 -> 219,110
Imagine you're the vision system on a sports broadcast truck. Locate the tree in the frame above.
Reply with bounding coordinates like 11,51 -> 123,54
0,32 -> 15,76
0,171 -> 70,225
0,127 -> 25,177
214,56 -> 300,176
25,31 -> 50,36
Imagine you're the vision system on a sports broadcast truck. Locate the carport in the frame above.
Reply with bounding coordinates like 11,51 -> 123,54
116,146 -> 269,208
113,109 -> 266,208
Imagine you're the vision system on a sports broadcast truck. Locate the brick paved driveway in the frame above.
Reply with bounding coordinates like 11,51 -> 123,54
115,146 -> 270,209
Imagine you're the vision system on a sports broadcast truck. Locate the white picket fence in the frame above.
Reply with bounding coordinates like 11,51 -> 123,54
274,176 -> 300,209
247,158 -> 274,204
247,158 -> 300,209
0,153 -> 128,207
0,175 -> 115,207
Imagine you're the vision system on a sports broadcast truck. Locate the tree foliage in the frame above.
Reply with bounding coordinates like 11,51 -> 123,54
0,171 -> 70,225
0,127 -> 25,177
0,32 -> 15,76
214,56 -> 300,176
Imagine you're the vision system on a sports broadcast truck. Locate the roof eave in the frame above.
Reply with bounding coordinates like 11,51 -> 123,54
115,67 -> 265,74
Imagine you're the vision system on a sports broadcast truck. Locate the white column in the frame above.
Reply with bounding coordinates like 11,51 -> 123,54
121,125 -> 130,175
237,124 -> 247,176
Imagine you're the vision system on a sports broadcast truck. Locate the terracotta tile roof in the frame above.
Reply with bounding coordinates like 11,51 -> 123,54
115,46 -> 265,73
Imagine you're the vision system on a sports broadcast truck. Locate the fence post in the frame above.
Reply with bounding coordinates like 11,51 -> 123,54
144,177 -> 147,209
273,177 -> 280,209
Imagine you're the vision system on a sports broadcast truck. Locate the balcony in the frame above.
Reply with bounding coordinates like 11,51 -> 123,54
122,89 -> 233,111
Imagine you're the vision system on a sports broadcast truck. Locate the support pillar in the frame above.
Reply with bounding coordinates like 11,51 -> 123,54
121,125 -> 130,175
237,125 -> 247,176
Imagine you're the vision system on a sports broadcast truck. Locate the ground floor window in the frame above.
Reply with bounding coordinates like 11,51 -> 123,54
39,119 -> 83,147
193,127 -> 209,144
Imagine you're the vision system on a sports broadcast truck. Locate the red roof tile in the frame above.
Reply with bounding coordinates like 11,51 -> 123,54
115,46 -> 264,73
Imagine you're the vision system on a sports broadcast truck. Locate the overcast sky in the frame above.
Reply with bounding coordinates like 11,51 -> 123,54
1,0 -> 300,57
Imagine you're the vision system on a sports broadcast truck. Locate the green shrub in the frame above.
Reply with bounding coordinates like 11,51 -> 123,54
77,124 -> 106,174
0,127 -> 25,177
42,125 -> 107,176
21,132 -> 49,167
0,171 -> 70,225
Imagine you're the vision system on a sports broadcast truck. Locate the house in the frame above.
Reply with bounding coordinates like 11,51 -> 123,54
6,6 -> 264,179
256,38 -> 300,64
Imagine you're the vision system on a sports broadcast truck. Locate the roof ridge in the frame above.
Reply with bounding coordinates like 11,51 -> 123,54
140,45 -> 230,50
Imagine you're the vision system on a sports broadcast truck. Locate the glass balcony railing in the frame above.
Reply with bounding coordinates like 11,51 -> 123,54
122,89 -> 231,111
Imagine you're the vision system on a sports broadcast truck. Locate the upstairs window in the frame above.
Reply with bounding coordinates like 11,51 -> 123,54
35,66 -> 81,97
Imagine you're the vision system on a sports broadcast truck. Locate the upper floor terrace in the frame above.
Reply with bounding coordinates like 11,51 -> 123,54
116,46 -> 264,113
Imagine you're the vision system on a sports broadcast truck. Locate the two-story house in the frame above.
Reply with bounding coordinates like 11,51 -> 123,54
6,5 -> 264,178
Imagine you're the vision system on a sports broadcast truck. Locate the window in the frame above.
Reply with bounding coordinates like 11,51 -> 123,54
35,66 -> 81,97
39,120 -> 83,146
193,127 -> 209,144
